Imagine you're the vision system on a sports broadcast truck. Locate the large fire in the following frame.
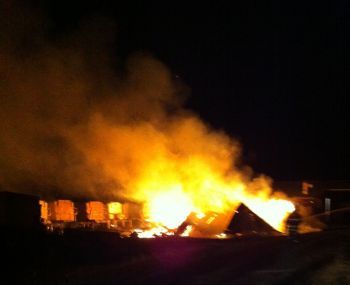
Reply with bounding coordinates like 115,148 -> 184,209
137,182 -> 295,238
123,142 -> 295,237
47,93 -> 295,239
146,188 -> 193,229
0,1 -> 298,239
82,116 -> 296,238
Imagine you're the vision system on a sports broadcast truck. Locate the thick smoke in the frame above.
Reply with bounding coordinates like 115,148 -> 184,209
0,1 -> 272,205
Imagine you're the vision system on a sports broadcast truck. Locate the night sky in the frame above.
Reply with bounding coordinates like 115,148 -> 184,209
26,1 -> 350,180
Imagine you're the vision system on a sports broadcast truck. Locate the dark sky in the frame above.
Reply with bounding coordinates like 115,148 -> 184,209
35,1 -> 350,180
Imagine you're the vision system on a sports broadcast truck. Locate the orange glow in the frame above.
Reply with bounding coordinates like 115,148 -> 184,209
145,188 -> 193,229
86,201 -> 109,222
215,233 -> 227,239
242,198 -> 295,232
180,225 -> 193,237
132,166 -> 294,236
134,226 -> 174,238
49,200 -> 75,222
108,202 -> 122,219
39,200 -> 48,221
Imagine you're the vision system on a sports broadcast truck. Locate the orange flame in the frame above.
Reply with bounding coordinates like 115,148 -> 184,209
132,163 -> 294,236
242,198 -> 295,233
146,188 -> 193,229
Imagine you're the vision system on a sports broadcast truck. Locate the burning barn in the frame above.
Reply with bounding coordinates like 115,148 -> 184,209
1,189 -> 297,238
0,2 -> 339,241
0,191 -> 296,238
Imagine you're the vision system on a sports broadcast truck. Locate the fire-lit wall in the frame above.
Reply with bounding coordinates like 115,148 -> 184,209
39,200 -> 48,221
86,201 -> 109,222
108,202 -> 123,219
122,202 -> 143,220
38,199 -> 145,230
49,200 -> 75,222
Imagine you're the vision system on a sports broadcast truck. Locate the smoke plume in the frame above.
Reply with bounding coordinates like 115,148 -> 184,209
0,1 -> 275,207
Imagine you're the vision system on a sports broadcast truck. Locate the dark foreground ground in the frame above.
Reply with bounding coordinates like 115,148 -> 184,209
2,228 -> 350,285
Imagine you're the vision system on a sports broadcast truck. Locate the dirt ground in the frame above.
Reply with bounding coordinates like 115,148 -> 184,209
2,228 -> 350,285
